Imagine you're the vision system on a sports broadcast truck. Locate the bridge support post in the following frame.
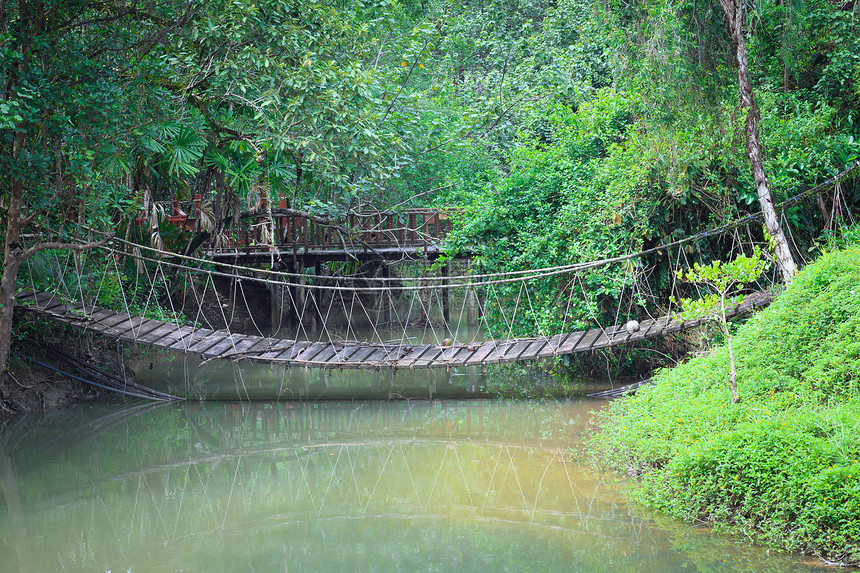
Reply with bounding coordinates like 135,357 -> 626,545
466,285 -> 476,326
441,264 -> 450,325
284,260 -> 299,327
382,263 -> 391,326
297,261 -> 309,329
270,283 -> 282,334
312,260 -> 324,331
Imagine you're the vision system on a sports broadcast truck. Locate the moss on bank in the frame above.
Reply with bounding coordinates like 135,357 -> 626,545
592,243 -> 860,565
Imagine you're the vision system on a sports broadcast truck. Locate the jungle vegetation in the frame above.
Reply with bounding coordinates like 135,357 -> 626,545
593,233 -> 860,564
1,0 -> 859,380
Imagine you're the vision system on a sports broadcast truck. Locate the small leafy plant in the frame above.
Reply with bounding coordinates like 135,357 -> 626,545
671,247 -> 769,403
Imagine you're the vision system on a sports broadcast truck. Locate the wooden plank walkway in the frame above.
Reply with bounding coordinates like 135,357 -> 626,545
13,289 -> 772,370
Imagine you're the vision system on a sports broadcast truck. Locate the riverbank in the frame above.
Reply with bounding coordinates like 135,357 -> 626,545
0,329 -> 118,419
591,242 -> 860,566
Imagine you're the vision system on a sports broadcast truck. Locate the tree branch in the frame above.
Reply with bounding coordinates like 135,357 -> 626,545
21,235 -> 114,261
378,38 -> 431,127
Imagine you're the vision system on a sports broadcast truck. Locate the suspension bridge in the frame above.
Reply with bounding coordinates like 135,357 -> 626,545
14,257 -> 772,370
12,162 -> 857,371
12,287 -> 772,369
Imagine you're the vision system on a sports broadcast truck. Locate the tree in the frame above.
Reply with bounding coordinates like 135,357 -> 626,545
0,1 -> 196,382
717,0 -> 797,284
0,0 -> 449,385
672,247 -> 769,403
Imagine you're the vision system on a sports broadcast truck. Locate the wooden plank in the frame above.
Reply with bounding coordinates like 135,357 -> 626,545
156,325 -> 197,350
752,292 -> 771,307
113,316 -> 155,341
292,342 -> 328,363
89,315 -> 136,337
77,302 -> 102,316
648,316 -> 671,337
342,346 -> 377,366
83,308 -> 117,323
517,339 -> 548,361
188,333 -> 229,355
136,322 -> 185,345
25,301 -> 78,322
199,334 -> 244,358
13,290 -> 39,302
379,345 -> 407,364
31,293 -> 67,311
110,314 -> 148,334
257,339 -> 296,360
111,316 -> 146,342
325,344 -> 362,365
637,317 -> 665,339
361,347 -> 395,367
482,341 -> 520,364
411,347 -> 445,368
663,318 -> 686,334
396,344 -> 434,368
571,329 -> 603,353
90,312 -> 130,329
592,326 -> 622,349
168,328 -> 215,352
127,318 -> 166,341
255,341 -> 306,363
437,344 -> 464,363
227,336 -> 266,355
244,338 -> 279,356
463,342 -> 499,366
621,322 -> 651,343
556,330 -> 588,354
498,340 -> 533,362
307,345 -> 339,366
440,345 -> 475,366
537,333 -> 570,357
454,342 -> 494,366
283,341 -> 313,360
607,325 -> 634,346
452,345 -> 484,366
264,344 -> 299,362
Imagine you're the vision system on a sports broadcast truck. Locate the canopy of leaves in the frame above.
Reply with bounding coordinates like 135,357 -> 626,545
2,0 -> 859,340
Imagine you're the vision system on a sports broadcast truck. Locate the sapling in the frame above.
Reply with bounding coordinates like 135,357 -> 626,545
671,247 -> 769,403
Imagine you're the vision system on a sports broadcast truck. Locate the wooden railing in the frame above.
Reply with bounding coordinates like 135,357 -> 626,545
158,196 -> 453,252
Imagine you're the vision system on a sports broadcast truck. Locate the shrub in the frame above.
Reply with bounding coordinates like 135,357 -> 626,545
592,238 -> 860,564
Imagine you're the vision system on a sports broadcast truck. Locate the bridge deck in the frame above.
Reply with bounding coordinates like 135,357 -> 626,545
14,290 -> 771,369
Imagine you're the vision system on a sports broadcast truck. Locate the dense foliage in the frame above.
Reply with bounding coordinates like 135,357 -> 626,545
592,232 -> 860,564
437,0 -> 860,333
1,0 -> 859,374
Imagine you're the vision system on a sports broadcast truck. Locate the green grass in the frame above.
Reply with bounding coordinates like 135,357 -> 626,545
591,241 -> 860,565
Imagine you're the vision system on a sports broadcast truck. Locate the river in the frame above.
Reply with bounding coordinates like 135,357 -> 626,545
0,394 -> 827,572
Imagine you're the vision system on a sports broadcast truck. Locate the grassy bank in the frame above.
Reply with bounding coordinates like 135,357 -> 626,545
592,241 -> 860,565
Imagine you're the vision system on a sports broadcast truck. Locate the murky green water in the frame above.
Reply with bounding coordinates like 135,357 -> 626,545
131,349 -> 616,400
0,399 -> 824,572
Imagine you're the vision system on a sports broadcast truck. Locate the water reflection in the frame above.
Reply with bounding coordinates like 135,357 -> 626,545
0,400 -> 824,572
131,351 -> 617,401
134,353 -> 491,400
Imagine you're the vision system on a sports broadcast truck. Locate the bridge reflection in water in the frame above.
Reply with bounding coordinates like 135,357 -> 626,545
0,401 -> 822,572
133,348 -> 497,400
0,401 -> 637,571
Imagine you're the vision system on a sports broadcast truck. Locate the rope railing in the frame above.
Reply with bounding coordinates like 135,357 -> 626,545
38,159 -> 857,293
25,169 -> 843,361
14,161 -> 855,366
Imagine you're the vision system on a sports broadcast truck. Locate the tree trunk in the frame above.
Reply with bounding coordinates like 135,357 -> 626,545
720,294 -> 739,403
719,0 -> 797,284
0,179 -> 25,380
0,259 -> 22,383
